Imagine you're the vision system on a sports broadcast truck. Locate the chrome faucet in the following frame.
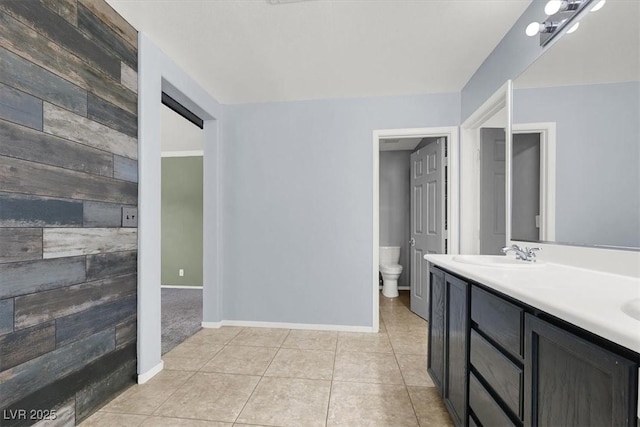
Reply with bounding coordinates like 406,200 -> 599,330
502,244 -> 540,262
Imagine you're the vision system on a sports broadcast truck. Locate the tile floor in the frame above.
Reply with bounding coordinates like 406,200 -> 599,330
81,292 -> 453,426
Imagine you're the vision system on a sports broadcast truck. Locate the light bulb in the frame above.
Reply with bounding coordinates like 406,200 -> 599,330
545,0 -> 563,15
526,22 -> 542,37
591,0 -> 606,11
566,22 -> 580,33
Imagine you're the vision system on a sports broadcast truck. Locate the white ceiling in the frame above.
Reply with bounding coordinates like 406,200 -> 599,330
106,0 -> 531,104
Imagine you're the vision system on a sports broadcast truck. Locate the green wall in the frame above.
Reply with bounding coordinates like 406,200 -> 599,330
161,156 -> 203,286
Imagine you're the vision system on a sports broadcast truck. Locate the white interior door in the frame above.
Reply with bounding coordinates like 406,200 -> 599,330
480,128 -> 506,255
512,133 -> 541,241
410,137 -> 445,320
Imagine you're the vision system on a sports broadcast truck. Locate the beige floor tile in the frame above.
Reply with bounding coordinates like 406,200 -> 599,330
79,411 -> 148,426
236,377 -> 331,427
186,327 -> 244,345
200,345 -> 278,375
155,372 -> 259,422
337,332 -> 393,353
388,331 -> 428,355
281,330 -> 338,350
229,328 -> 290,347
333,351 -> 403,385
163,356 -> 211,372
165,342 -> 224,360
141,416 -> 232,426
407,386 -> 454,427
103,371 -> 195,415
327,381 -> 418,426
264,348 -> 334,380
396,354 -> 434,387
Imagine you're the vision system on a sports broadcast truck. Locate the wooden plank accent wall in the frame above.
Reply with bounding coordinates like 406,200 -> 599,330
0,1 -> 138,424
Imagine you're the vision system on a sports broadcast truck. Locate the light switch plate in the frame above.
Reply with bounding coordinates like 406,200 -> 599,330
122,207 -> 137,227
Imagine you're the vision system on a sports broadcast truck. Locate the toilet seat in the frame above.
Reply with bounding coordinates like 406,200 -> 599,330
380,264 -> 403,275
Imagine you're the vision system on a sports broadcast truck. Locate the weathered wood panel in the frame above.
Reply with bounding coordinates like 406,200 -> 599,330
75,358 -> 136,421
40,0 -> 78,26
0,118 -> 113,177
78,3 -> 137,69
86,250 -> 137,281
0,82 -> 43,131
0,256 -> 86,300
0,0 -> 121,82
83,200 -> 124,227
43,228 -> 137,258
56,296 -> 136,346
0,12 -> 136,115
0,321 -> 56,371
115,317 -> 136,349
121,62 -> 137,93
44,102 -> 137,160
14,273 -> 136,329
0,192 -> 83,227
114,155 -> 138,183
0,298 -> 13,336
0,228 -> 42,263
0,155 -> 138,205
0,329 -> 115,409
78,0 -> 138,48
0,343 -> 135,427
87,93 -> 137,137
33,399 -> 75,427
0,46 -> 87,116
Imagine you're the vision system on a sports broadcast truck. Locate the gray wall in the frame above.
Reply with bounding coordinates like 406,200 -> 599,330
162,156 -> 203,286
0,0 -> 138,423
222,93 -> 459,326
513,82 -> 640,247
461,0 -> 548,121
379,150 -> 411,287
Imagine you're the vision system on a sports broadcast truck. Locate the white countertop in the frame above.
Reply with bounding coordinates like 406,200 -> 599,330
425,254 -> 640,354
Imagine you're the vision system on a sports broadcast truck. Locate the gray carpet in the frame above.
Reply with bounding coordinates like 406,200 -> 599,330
161,287 -> 203,355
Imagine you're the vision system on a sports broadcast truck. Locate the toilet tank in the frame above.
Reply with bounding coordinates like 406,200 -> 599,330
379,246 -> 401,265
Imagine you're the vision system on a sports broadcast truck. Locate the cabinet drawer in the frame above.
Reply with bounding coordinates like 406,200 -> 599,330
469,372 -> 516,427
470,329 -> 522,419
471,286 -> 523,359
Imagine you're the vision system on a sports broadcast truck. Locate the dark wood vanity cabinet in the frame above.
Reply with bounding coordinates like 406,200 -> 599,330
524,314 -> 637,427
427,265 -> 639,427
428,267 -> 469,427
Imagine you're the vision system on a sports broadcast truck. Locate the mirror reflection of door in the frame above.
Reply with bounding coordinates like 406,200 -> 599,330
410,137 -> 446,319
479,128 -> 506,255
512,133 -> 541,242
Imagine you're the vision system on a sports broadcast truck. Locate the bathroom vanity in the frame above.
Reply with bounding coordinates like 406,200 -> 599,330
425,254 -> 640,427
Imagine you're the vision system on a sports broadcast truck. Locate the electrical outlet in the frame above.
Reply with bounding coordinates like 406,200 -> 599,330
122,207 -> 137,227
179,269 -> 184,277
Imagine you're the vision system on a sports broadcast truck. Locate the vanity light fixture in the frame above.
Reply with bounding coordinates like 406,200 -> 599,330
527,0 -> 594,46
544,0 -> 583,16
590,0 -> 606,12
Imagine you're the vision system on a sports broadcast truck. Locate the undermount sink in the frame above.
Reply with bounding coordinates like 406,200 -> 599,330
452,255 -> 546,268
621,299 -> 640,321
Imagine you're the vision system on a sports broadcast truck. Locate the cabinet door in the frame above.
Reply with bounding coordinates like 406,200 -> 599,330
444,274 -> 469,426
524,314 -> 637,427
428,268 -> 446,393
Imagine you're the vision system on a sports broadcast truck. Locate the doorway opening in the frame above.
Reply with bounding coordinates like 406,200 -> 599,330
160,103 -> 204,355
373,127 -> 459,331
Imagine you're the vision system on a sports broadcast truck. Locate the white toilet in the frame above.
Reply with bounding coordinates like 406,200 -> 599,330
379,246 -> 403,298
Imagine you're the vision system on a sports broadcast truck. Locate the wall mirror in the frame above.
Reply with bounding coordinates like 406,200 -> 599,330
511,0 -> 639,250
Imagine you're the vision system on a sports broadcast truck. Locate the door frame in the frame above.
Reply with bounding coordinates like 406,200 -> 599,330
372,127 -> 459,332
137,33 -> 222,383
460,81 -> 512,253
512,123 -> 557,242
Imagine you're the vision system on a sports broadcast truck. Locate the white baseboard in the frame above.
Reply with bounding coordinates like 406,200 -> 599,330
137,361 -> 163,384
210,320 -> 374,333
201,321 -> 222,328
161,285 -> 203,289
378,286 -> 410,290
